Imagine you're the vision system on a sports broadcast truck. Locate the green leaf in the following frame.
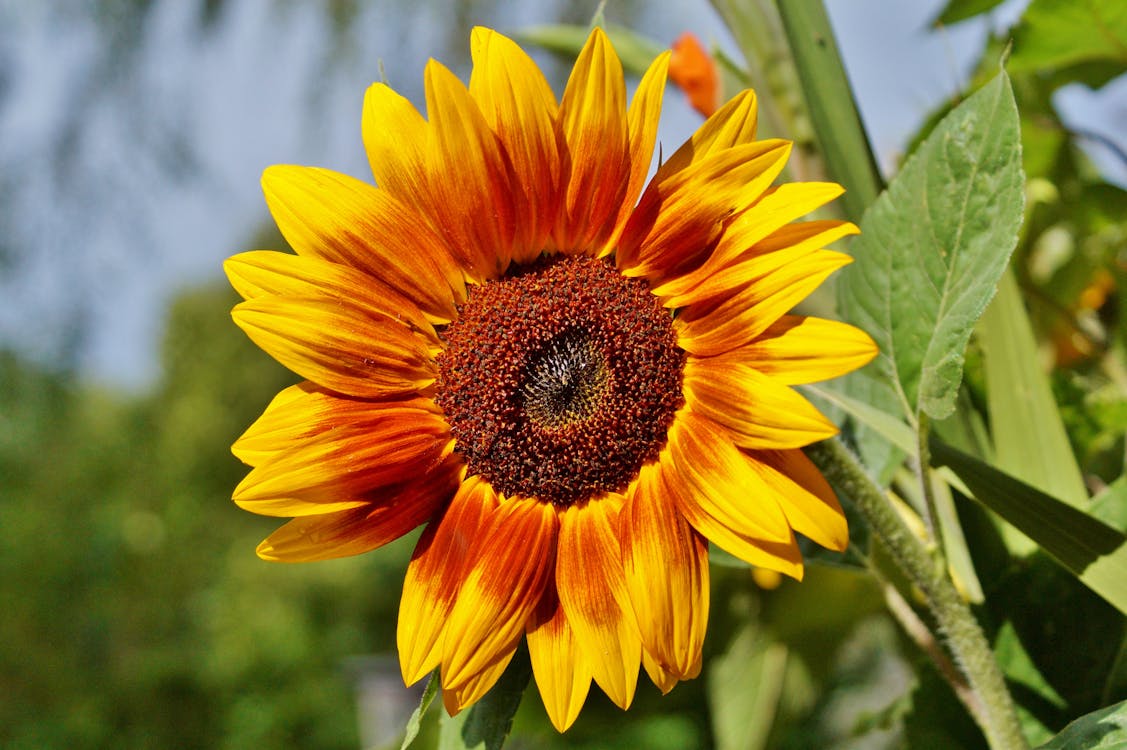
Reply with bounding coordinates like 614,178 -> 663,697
707,624 -> 788,750
837,70 -> 1024,422
1010,0 -> 1127,75
438,647 -> 530,750
400,672 -> 440,750
932,0 -> 1008,26
1033,699 -> 1127,749
514,23 -> 666,76
802,382 -> 915,456
931,439 -> 1127,615
978,267 -> 1089,508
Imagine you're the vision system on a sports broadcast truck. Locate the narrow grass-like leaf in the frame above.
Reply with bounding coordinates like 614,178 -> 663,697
776,0 -> 883,221
803,382 -> 915,455
438,648 -> 531,750
837,70 -> 1024,422
400,671 -> 440,750
1033,699 -> 1127,749
978,267 -> 1088,507
931,439 -> 1127,615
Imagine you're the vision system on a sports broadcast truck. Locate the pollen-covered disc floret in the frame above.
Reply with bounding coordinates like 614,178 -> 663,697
435,255 -> 685,505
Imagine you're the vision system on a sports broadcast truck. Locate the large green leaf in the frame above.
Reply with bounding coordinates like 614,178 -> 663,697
1010,0 -> 1127,76
978,267 -> 1088,508
931,439 -> 1127,615
1034,699 -> 1127,749
837,70 -> 1024,422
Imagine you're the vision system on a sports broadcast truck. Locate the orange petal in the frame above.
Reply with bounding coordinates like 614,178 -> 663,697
526,583 -> 593,732
232,395 -> 450,508
751,448 -> 849,552
664,412 -> 804,578
618,140 -> 792,283
254,455 -> 461,562
726,315 -> 878,385
555,27 -> 630,253
621,461 -> 709,682
441,498 -> 558,690
469,27 -> 561,262
231,295 -> 436,399
683,357 -> 838,449
398,475 -> 497,686
556,498 -> 642,710
674,250 -> 852,358
260,165 -> 465,319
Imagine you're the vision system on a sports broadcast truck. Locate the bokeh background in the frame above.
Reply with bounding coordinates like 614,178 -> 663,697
3,1 -> 1124,748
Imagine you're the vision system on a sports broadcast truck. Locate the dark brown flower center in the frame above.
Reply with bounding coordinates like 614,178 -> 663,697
434,255 -> 685,506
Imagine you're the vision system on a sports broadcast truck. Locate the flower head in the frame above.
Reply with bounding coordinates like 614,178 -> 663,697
226,27 -> 877,732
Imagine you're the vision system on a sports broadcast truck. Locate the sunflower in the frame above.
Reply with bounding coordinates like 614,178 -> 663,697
225,27 -> 877,732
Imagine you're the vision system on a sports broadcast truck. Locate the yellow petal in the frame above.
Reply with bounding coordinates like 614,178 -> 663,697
666,411 -> 793,543
225,250 -> 436,341
469,27 -> 561,262
260,165 -> 465,318
441,498 -> 558,690
751,448 -> 849,552
618,140 -> 792,282
442,649 -> 516,717
656,88 -> 759,178
361,82 -> 430,207
599,48 -> 671,256
231,295 -> 436,399
684,357 -> 839,449
621,461 -> 710,682
555,27 -> 630,253
398,475 -> 497,686
423,59 -> 517,279
675,250 -> 853,358
654,218 -> 857,305
232,396 -> 450,506
526,584 -> 593,732
255,457 -> 460,562
733,315 -> 878,385
556,499 -> 642,710
641,646 -> 680,695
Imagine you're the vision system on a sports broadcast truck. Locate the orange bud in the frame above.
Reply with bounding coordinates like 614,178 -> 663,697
669,32 -> 720,117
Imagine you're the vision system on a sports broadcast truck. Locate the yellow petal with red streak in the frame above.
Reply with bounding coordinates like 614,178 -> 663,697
556,499 -> 642,710
441,499 -> 558,690
398,475 -> 497,686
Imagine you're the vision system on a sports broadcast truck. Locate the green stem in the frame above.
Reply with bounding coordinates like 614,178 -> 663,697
915,413 -> 946,562
807,438 -> 1028,750
775,0 -> 884,222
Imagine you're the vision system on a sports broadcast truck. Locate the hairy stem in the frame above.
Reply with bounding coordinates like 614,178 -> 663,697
808,438 -> 1028,750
